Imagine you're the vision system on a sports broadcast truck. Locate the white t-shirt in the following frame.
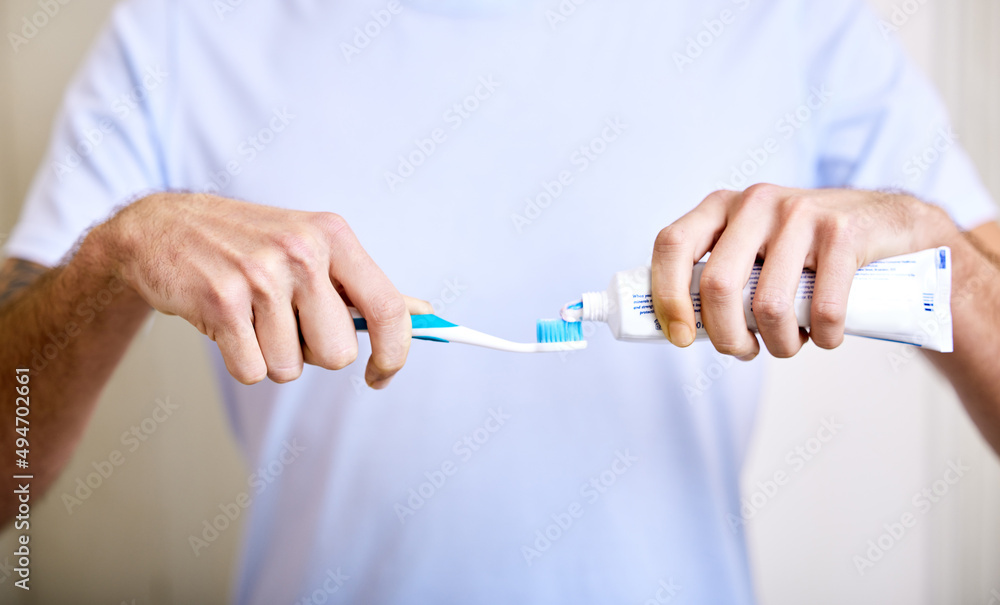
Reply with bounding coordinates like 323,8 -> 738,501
6,0 -> 996,603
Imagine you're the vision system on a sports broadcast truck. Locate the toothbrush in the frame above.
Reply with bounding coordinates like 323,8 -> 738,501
350,310 -> 586,353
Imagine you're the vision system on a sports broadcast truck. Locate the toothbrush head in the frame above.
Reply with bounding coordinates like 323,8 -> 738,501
536,319 -> 584,344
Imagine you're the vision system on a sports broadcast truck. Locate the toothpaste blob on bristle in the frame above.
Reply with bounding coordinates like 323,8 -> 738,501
560,299 -> 584,322
536,319 -> 584,343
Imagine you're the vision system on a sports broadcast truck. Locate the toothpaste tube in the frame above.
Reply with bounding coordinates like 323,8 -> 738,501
566,247 -> 953,352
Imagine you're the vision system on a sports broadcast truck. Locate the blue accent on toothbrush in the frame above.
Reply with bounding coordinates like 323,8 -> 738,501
353,314 -> 457,343
536,319 -> 584,343
412,314 -> 458,329
353,314 -> 458,333
413,336 -> 450,343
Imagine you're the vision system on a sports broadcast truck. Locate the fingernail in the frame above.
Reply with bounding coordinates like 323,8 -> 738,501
737,352 -> 758,362
668,321 -> 693,347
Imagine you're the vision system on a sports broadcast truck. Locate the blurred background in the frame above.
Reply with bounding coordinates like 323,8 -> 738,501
0,0 -> 997,603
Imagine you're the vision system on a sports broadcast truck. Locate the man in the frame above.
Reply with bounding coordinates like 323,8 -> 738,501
2,0 -> 998,602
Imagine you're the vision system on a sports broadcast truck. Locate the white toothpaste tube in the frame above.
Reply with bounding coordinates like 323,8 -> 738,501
565,247 -> 953,352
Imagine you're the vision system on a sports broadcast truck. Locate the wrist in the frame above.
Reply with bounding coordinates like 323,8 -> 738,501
907,197 -> 962,250
71,214 -> 146,308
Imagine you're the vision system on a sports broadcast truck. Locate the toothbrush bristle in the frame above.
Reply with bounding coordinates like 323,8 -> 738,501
536,319 -> 584,343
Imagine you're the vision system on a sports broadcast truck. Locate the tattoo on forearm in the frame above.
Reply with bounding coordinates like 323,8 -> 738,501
0,259 -> 48,307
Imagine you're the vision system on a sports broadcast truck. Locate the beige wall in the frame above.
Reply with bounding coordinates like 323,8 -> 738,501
0,2 -> 247,603
0,1 -> 997,604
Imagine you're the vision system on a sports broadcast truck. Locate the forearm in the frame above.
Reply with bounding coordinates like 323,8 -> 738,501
924,229 -> 1000,454
0,231 -> 151,523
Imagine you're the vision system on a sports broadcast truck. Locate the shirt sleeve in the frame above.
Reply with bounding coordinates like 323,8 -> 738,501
804,0 -> 997,231
3,0 -> 172,267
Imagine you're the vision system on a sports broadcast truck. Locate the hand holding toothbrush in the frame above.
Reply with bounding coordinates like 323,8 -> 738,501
94,193 -> 430,388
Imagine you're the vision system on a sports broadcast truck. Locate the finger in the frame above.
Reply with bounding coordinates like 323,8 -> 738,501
296,276 -> 359,371
253,293 -> 305,383
752,226 -> 812,358
321,218 -> 410,389
698,203 -> 771,361
404,295 -> 434,315
213,317 -> 268,385
652,191 -> 735,347
810,223 -> 859,349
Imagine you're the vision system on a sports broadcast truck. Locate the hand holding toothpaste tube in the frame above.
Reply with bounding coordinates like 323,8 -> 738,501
651,184 -> 961,360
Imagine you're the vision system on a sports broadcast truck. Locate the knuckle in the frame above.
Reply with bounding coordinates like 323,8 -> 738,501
812,299 -> 846,327
277,230 -> 323,274
752,289 -> 792,324
818,213 -> 855,246
654,225 -> 689,253
703,189 -> 734,209
778,195 -> 814,221
652,293 -> 688,318
699,271 -> 739,301
239,254 -> 282,298
310,212 -> 351,240
365,292 -> 408,327
740,183 -> 781,210
204,280 -> 247,323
